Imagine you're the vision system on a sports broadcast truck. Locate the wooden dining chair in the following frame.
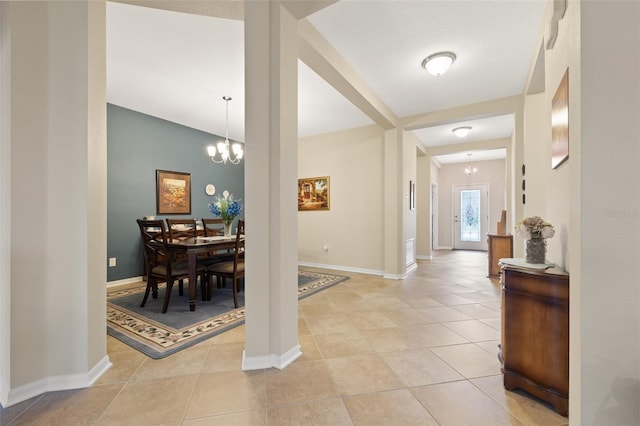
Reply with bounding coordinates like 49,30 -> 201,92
166,218 -> 199,296
201,218 -> 235,259
137,219 -> 207,313
200,218 -> 236,293
166,218 -> 198,241
206,220 -> 245,308
202,218 -> 224,237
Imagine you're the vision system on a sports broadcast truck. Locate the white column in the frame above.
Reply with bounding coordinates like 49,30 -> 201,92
576,2 -> 640,424
0,1 -> 109,407
242,0 -> 300,370
383,128 -> 406,278
416,154 -> 432,259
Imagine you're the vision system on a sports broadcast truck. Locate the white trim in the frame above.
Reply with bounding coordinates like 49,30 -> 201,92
0,374 -> 8,408
405,238 -> 416,267
241,352 -> 271,370
436,246 -> 453,250
298,261 -> 383,276
106,276 -> 143,289
416,254 -> 433,260
383,272 -> 405,280
3,356 -> 111,408
241,345 -> 302,371
271,344 -> 302,369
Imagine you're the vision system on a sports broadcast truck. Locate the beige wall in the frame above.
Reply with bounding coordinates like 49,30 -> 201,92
521,18 -> 572,272
298,125 -> 385,274
436,159 -> 507,249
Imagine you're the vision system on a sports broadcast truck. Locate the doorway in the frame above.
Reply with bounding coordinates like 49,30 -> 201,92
453,184 -> 489,251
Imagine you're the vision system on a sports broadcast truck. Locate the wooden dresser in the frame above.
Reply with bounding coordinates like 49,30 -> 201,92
499,262 -> 569,416
486,234 -> 513,278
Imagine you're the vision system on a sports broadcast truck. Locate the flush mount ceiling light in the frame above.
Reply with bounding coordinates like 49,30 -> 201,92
421,51 -> 457,76
452,126 -> 472,138
207,96 -> 243,165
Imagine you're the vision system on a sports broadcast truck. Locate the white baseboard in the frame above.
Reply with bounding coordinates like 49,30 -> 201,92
241,344 -> 302,371
298,261 -> 383,276
416,254 -> 433,260
0,373 -> 8,408
383,261 -> 418,280
3,356 -> 111,408
435,246 -> 453,250
107,276 -> 144,289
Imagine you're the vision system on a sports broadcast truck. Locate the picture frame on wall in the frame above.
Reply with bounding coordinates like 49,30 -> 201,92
551,68 -> 569,169
156,169 -> 191,215
298,176 -> 330,211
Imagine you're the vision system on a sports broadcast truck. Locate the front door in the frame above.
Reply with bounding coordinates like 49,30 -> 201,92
453,184 -> 489,251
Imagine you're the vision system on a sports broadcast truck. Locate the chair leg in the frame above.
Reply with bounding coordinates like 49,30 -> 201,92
152,281 -> 158,299
140,279 -> 154,307
232,278 -> 239,308
178,279 -> 184,296
207,273 -> 214,301
201,272 -> 207,301
162,280 -> 174,313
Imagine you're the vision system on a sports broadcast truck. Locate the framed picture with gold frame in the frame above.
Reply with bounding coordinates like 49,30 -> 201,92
156,170 -> 191,215
298,176 -> 330,211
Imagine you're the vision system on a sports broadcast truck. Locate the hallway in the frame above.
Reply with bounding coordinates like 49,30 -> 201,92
0,250 -> 568,425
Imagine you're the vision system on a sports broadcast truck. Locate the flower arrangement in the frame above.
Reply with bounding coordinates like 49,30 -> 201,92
515,216 -> 555,240
209,193 -> 243,225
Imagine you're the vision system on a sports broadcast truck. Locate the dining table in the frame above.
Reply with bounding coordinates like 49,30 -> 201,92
166,235 -> 238,311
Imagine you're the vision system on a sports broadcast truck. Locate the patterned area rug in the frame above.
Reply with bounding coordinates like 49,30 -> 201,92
107,270 -> 349,359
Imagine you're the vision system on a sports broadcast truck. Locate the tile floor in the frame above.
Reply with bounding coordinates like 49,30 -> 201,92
0,250 -> 569,425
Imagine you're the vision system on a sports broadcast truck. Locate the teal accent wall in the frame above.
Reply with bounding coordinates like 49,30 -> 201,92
107,104 -> 244,282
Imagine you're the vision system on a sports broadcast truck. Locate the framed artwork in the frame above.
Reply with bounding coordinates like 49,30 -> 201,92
551,68 -> 569,169
156,170 -> 191,215
409,180 -> 416,210
298,176 -> 330,211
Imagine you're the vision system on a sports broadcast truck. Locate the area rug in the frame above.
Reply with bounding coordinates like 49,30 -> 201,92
107,270 -> 349,359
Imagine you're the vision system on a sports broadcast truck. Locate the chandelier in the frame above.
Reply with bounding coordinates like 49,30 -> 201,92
207,96 -> 243,164
464,153 -> 478,176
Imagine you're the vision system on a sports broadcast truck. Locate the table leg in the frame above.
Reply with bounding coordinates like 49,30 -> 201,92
187,249 -> 197,311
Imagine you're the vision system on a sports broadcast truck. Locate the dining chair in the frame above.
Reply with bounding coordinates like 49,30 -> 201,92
201,218 -> 236,258
166,218 -> 198,296
202,218 -> 224,237
137,219 -> 207,313
200,218 -> 236,293
206,220 -> 245,308
166,218 -> 198,241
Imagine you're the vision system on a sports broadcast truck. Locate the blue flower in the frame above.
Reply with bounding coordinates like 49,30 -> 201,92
209,193 -> 243,224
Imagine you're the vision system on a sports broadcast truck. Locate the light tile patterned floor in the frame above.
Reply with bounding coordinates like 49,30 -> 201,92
0,250 -> 569,425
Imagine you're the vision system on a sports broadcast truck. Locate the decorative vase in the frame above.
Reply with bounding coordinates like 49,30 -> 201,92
223,221 -> 233,237
526,237 -> 546,264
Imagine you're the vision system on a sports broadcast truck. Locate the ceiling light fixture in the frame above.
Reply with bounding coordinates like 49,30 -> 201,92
452,126 -> 472,138
207,96 -> 243,164
421,51 -> 457,76
465,153 -> 478,176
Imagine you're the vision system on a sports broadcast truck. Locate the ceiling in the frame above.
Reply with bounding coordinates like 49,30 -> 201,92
106,0 -> 548,164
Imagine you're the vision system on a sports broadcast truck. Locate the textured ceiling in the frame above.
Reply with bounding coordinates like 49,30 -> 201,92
107,0 -> 548,164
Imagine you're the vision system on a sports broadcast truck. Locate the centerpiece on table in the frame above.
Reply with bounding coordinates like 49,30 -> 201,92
515,216 -> 555,264
209,192 -> 243,237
